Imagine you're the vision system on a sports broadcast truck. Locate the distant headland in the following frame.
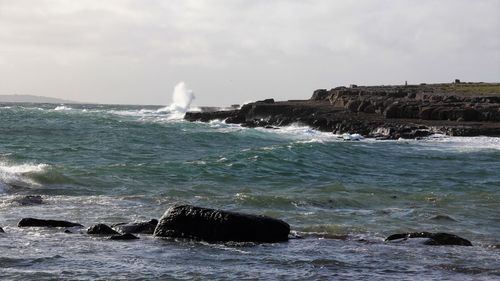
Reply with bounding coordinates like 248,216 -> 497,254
185,81 -> 500,139
0,94 -> 78,104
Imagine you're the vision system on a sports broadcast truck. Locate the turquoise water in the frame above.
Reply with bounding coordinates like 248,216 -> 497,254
0,103 -> 499,280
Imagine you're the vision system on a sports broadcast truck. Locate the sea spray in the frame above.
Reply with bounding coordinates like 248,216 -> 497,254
158,82 -> 195,119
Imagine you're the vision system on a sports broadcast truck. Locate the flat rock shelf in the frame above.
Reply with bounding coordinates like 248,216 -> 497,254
185,82 -> 500,139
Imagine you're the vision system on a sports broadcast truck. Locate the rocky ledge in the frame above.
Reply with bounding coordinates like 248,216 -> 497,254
185,82 -> 500,139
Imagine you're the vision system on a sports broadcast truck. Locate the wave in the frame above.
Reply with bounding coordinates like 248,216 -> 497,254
0,160 -> 50,192
420,134 -> 500,151
254,124 -> 347,144
53,105 -> 72,111
295,224 -> 368,240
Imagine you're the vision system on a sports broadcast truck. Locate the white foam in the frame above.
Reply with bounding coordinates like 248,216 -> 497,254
419,135 -> 500,152
255,124 -> 344,143
0,161 -> 49,190
54,105 -> 72,111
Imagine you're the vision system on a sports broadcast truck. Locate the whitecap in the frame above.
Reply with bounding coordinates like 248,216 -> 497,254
255,123 -> 346,144
417,135 -> 500,152
0,161 -> 49,191
54,105 -> 72,111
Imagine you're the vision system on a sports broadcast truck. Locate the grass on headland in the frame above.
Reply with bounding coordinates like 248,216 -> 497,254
435,83 -> 500,94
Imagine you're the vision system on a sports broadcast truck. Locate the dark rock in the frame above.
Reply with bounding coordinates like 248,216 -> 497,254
0,226 -> 4,233
385,232 -> 472,246
257,98 -> 275,104
185,82 -> 500,139
12,195 -> 43,206
153,204 -> 290,243
109,233 -> 139,240
64,229 -> 72,234
310,89 -> 329,101
430,214 -> 457,222
87,224 -> 119,235
111,219 -> 158,234
18,218 -> 83,228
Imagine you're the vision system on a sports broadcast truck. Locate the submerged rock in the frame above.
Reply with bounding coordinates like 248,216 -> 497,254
87,224 -> 119,235
0,226 -> 4,233
429,214 -> 457,222
385,232 -> 472,246
111,219 -> 158,234
110,233 -> 139,240
18,218 -> 83,228
12,195 -> 43,206
154,204 -> 290,243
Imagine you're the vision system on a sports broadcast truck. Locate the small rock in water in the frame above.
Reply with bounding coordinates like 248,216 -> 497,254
111,219 -> 158,234
64,229 -> 72,234
430,214 -> 457,222
87,224 -> 119,235
109,233 -> 139,240
12,195 -> 43,206
18,218 -> 83,228
385,232 -> 472,246
0,226 -> 4,233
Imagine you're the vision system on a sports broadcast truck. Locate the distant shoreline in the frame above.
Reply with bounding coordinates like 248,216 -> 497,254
0,94 -> 79,104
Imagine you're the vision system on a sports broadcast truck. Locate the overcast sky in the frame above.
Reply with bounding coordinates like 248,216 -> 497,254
0,0 -> 499,106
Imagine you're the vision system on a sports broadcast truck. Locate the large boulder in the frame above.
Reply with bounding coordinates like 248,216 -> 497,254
385,232 -> 472,246
153,204 -> 290,243
18,218 -> 83,228
111,219 -> 158,234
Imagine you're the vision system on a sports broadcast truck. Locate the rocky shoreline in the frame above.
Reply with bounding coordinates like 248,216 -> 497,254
1,199 -> 477,247
185,82 -> 500,139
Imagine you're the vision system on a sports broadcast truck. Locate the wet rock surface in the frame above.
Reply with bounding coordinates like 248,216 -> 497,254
111,219 -> 158,234
18,218 -> 83,228
154,204 -> 290,243
385,232 -> 472,246
11,195 -> 43,206
185,83 -> 500,139
110,233 -> 139,240
87,224 -> 120,235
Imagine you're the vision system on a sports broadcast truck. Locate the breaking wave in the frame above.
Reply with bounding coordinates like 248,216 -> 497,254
0,161 -> 50,192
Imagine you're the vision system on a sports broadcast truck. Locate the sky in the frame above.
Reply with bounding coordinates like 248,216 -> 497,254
0,0 -> 499,106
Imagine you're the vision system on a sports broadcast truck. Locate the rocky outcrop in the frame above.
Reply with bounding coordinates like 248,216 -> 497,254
111,219 -> 158,234
18,218 -> 83,228
185,83 -> 500,139
153,204 -> 290,243
87,224 -> 120,235
385,232 -> 472,246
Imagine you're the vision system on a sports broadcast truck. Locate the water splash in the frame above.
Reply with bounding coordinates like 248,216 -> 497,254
157,82 -> 195,119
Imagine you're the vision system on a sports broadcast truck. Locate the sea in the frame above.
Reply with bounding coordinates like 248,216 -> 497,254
0,102 -> 499,280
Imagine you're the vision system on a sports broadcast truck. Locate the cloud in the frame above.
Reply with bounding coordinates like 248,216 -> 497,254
0,0 -> 498,105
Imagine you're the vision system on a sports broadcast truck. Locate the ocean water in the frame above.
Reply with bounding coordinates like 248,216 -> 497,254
0,103 -> 499,280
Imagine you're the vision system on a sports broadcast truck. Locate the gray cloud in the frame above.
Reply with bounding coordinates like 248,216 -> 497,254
0,0 -> 498,105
